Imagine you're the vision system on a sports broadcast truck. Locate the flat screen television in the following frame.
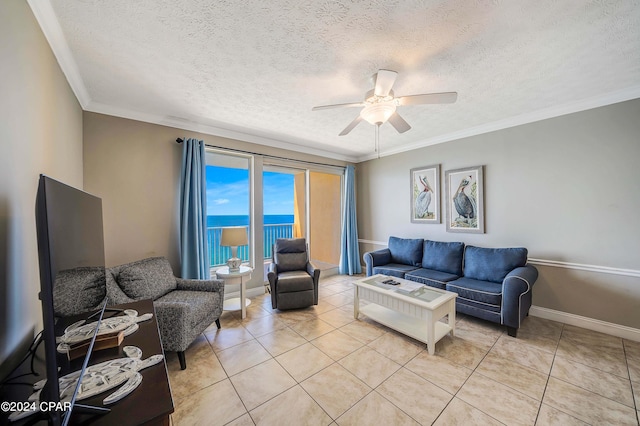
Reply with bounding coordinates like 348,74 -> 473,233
33,175 -> 110,425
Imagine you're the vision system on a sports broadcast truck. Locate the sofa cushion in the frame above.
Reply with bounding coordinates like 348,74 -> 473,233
404,268 -> 459,290
421,240 -> 464,276
463,246 -> 528,283
446,277 -> 503,307
388,236 -> 423,267
53,267 -> 107,317
373,264 -> 419,278
274,239 -> 308,272
116,257 -> 177,300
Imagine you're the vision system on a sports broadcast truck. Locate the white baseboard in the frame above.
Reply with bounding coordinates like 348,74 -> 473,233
321,267 -> 340,278
529,305 -> 640,342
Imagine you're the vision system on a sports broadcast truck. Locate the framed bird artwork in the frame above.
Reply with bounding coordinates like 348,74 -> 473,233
410,164 -> 441,224
445,165 -> 485,233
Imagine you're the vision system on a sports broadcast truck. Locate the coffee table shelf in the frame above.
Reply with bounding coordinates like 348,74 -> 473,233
359,304 -> 453,346
354,274 -> 457,355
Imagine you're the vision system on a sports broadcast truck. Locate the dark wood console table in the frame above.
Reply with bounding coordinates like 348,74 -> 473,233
1,299 -> 174,425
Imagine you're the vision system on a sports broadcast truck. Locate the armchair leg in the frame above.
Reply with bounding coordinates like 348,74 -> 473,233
507,327 -> 517,338
178,351 -> 187,370
215,318 -> 221,329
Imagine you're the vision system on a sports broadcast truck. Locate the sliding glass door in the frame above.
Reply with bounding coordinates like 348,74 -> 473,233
205,147 -> 344,284
205,150 -> 252,269
262,165 -> 307,281
262,164 -> 343,280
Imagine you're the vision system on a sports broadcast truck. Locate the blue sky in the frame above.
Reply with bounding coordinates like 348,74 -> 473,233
206,166 -> 294,216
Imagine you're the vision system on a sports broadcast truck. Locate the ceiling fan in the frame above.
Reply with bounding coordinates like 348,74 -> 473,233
312,70 -> 457,147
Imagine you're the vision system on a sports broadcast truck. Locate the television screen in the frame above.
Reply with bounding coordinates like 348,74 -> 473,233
34,175 -> 108,425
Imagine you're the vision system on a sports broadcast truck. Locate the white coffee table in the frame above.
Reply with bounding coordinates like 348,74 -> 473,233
354,274 -> 457,355
216,265 -> 253,319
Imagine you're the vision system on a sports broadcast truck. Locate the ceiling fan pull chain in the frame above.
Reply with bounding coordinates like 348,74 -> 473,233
375,124 -> 380,159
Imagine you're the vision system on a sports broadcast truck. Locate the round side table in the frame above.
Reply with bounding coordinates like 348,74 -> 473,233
216,265 -> 253,319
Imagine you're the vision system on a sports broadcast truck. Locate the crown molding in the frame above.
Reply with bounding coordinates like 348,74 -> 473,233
28,0 -> 90,108
85,101 -> 358,163
356,86 -> 640,162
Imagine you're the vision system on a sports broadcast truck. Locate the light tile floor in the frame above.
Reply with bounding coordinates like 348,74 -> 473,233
168,274 -> 640,425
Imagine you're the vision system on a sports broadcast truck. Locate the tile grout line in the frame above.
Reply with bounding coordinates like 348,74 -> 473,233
551,330 -> 638,414
622,339 -> 640,425
438,322 -> 505,426
532,322 -> 563,426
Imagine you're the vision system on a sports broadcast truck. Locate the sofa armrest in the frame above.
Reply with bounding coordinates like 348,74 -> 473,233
267,263 -> 278,308
153,301 -> 190,352
501,265 -> 539,329
307,262 -> 320,282
363,248 -> 391,276
176,277 -> 224,293
267,263 -> 277,285
307,262 -> 320,304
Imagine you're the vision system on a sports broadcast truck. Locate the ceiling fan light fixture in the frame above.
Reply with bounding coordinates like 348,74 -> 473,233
312,69 -> 457,138
364,89 -> 394,104
360,102 -> 396,125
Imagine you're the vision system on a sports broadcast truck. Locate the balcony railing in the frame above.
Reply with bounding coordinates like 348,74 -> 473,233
207,223 -> 294,267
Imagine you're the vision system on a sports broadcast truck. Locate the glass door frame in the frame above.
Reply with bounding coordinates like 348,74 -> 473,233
205,148 -> 255,273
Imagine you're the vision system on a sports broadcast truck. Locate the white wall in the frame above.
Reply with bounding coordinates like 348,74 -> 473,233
0,1 -> 83,371
357,99 -> 640,329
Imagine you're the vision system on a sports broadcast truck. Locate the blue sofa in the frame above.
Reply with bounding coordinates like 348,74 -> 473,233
363,237 -> 538,337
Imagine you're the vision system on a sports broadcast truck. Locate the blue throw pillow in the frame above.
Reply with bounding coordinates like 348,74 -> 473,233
421,240 -> 464,276
388,236 -> 423,266
463,246 -> 528,283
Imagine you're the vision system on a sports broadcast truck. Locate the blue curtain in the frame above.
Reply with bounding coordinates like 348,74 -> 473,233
179,138 -> 209,279
339,165 -> 362,275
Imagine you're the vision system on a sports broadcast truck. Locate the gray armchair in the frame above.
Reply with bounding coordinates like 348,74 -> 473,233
105,257 -> 224,369
268,238 -> 320,310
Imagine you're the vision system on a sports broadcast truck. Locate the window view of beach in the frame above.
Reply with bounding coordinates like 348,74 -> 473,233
206,164 -> 295,266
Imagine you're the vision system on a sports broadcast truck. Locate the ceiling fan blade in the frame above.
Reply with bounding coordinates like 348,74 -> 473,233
312,102 -> 364,111
374,69 -> 398,97
397,92 -> 458,106
339,115 -> 363,136
388,112 -> 411,133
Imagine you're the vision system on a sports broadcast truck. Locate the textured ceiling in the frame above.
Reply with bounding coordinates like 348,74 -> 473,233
32,0 -> 640,162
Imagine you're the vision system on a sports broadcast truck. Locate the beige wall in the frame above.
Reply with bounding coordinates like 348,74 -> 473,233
309,172 -> 341,265
0,1 -> 83,369
356,99 -> 640,329
83,112 -> 348,283
83,113 -> 183,269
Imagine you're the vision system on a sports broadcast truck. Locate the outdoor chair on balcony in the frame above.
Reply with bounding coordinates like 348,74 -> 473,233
268,238 -> 320,310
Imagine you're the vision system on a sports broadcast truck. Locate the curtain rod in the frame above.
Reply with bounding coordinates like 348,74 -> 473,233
175,138 -> 346,170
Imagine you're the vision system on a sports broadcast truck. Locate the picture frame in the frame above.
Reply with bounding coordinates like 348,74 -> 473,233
410,164 -> 440,224
445,165 -> 484,233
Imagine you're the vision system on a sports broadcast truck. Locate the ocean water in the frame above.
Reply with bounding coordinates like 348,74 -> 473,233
207,215 -> 294,227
